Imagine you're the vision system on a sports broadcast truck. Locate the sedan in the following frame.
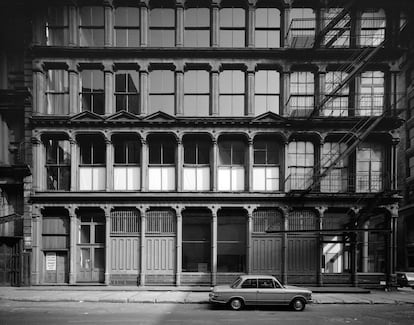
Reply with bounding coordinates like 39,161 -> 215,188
396,272 -> 414,289
209,275 -> 312,311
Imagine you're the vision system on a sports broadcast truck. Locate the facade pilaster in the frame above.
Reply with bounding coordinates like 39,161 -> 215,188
281,65 -> 291,116
140,1 -> 149,47
177,138 -> 183,191
175,208 -> 182,285
175,66 -> 184,116
317,65 -> 327,117
68,205 -> 77,284
70,137 -> 78,192
141,138 -> 148,191
104,64 -> 114,115
139,66 -> 149,116
104,1 -> 114,47
33,62 -> 45,115
246,67 -> 255,116
246,208 -> 254,274
31,209 -> 41,284
105,136 -> 113,191
104,206 -> 111,285
211,207 -> 218,285
69,5 -> 78,46
176,1 -> 184,47
211,66 -> 220,116
211,1 -> 220,47
281,206 -> 289,285
68,63 -> 79,115
212,137 -> 218,191
316,206 -> 327,286
247,3 -> 256,48
139,207 -> 147,285
248,137 -> 254,191
31,135 -> 43,192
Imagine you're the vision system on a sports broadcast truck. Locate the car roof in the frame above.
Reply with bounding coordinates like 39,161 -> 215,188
238,275 -> 278,280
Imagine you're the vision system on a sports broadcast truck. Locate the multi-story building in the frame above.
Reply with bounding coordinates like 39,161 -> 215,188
8,0 -> 412,287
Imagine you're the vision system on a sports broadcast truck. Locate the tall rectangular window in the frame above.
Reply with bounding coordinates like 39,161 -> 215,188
219,70 -> 245,116
149,70 -> 175,115
80,70 -> 104,115
46,6 -> 69,45
45,139 -> 71,191
115,70 -> 139,114
46,69 -> 69,115
113,137 -> 140,191
149,8 -> 175,47
320,142 -> 348,193
288,141 -> 314,190
79,6 -> 105,46
184,70 -> 209,116
79,136 -> 106,191
148,137 -> 175,191
253,139 -> 280,191
184,7 -> 210,47
323,71 -> 349,117
358,71 -> 384,116
360,9 -> 386,46
219,7 -> 245,47
322,8 -> 350,48
217,213 -> 246,272
182,213 -> 211,272
255,8 -> 280,48
218,140 -> 245,191
356,143 -> 383,192
288,8 -> 315,48
255,70 -> 280,115
289,71 -> 314,116
183,139 -> 210,191
114,7 -> 140,47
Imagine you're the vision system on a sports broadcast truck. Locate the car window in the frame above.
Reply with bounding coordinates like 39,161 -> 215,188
241,279 -> 257,288
258,279 -> 275,289
230,277 -> 242,288
273,279 -> 282,288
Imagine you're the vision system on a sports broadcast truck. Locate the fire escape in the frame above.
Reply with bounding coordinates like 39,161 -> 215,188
285,1 -> 406,197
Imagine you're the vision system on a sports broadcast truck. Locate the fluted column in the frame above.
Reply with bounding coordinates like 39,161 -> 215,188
70,137 -> 78,191
105,136 -> 113,191
33,62 -> 45,115
175,67 -> 184,116
68,205 -> 77,284
316,206 -> 327,286
281,206 -> 289,285
31,211 -> 41,284
140,67 -> 149,116
68,63 -> 79,115
176,1 -> 184,47
212,138 -> 218,191
104,207 -> 111,285
246,209 -> 253,274
247,3 -> 255,47
69,5 -> 78,46
177,138 -> 183,191
104,64 -> 114,115
141,138 -> 148,191
211,68 -> 219,116
246,68 -> 255,116
31,136 -> 43,192
211,208 -> 218,285
140,208 -> 147,285
248,138 -> 254,191
281,65 -> 291,116
140,1 -> 149,47
176,209 -> 182,285
104,1 -> 114,47
211,1 -> 220,47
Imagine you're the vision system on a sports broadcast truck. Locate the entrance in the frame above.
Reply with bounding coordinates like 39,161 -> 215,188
0,238 -> 20,286
77,215 -> 105,283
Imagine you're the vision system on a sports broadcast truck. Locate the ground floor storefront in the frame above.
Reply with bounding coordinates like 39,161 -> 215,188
29,203 -> 398,287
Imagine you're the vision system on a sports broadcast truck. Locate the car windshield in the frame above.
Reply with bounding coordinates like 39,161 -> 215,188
230,277 -> 242,288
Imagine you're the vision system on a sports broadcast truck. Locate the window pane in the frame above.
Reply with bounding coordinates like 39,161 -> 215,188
115,7 -> 139,27
95,224 -> 105,243
80,225 -> 90,243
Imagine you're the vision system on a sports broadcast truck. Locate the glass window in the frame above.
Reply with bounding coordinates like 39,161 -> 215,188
183,138 -> 210,191
218,140 -> 245,191
45,139 -> 71,191
79,6 -> 105,46
287,141 -> 314,190
289,71 -> 314,116
150,8 -> 175,47
182,214 -> 211,272
217,213 -> 246,272
46,6 -> 69,45
219,7 -> 245,47
255,8 -> 280,48
360,9 -> 386,46
322,235 -> 351,273
320,142 -> 348,193
184,7 -> 210,47
114,6 -> 140,47
149,70 -> 175,115
80,70 -> 105,115
255,70 -> 280,115
289,8 -> 315,48
114,137 -> 140,164
323,71 -> 349,117
356,143 -> 383,192
79,136 -> 106,165
219,70 -> 245,116
253,139 -> 280,191
358,71 -> 384,116
184,70 -> 210,116
115,70 -> 139,114
149,138 -> 175,165
322,8 -> 350,48
113,136 -> 141,191
46,69 -> 69,115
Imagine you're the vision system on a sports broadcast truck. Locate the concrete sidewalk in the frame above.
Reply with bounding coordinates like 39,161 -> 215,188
1,286 -> 414,305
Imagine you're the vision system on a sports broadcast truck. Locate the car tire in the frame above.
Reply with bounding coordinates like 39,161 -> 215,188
229,298 -> 244,311
291,298 -> 306,311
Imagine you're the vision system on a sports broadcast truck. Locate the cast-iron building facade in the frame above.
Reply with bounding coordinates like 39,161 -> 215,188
21,0 -> 411,286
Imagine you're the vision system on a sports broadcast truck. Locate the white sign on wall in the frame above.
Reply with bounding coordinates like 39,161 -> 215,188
46,252 -> 56,271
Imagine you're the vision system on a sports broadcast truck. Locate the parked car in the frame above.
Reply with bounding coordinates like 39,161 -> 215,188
396,272 -> 414,289
209,275 -> 312,311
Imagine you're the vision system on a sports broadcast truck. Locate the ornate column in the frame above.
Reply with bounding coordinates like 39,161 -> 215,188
31,135 -> 43,192
317,65 -> 327,118
211,1 -> 220,47
282,5 -> 291,48
175,64 -> 184,116
281,206 -> 290,285
104,206 -> 111,285
176,1 -> 184,47
211,207 -> 218,285
69,136 -> 78,191
211,66 -> 220,116
281,65 -> 291,116
69,5 -> 78,46
316,206 -> 327,286
385,204 -> 399,287
139,65 -> 149,116
140,1 -> 149,47
212,137 -> 218,191
284,140 -> 289,191
246,65 -> 255,116
350,206 -> 361,286
141,138 -> 148,191
247,3 -> 256,48
104,63 -> 114,115
362,220 -> 369,273
68,63 -> 79,115
104,0 -> 114,47
175,207 -> 182,285
68,205 -> 77,284
246,208 -> 254,274
31,207 -> 42,284
391,137 -> 400,191
105,134 -> 113,191
177,137 -> 183,192
248,137 -> 254,192
139,207 -> 147,286
32,62 -> 45,115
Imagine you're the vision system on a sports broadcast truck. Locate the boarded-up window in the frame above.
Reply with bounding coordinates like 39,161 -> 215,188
146,210 -> 176,234
110,209 -> 140,234
42,215 -> 69,249
288,210 -> 317,231
253,210 -> 282,233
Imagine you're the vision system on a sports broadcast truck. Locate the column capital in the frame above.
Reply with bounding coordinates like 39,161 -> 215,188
175,0 -> 185,8
33,61 -> 44,73
318,65 -> 328,73
315,206 -> 328,216
31,136 -> 42,145
103,63 -> 114,73
210,206 -> 219,217
279,206 -> 291,217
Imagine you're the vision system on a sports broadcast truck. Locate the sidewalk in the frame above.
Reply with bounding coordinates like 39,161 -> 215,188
1,286 -> 414,305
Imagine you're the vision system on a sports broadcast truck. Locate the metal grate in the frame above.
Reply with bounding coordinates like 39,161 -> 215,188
146,210 -> 176,234
253,210 -> 282,233
111,209 -> 140,234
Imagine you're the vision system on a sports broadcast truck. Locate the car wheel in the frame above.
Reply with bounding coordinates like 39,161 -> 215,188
291,298 -> 306,311
229,298 -> 244,311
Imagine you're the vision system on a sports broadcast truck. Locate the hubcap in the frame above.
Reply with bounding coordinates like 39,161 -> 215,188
231,299 -> 241,309
294,300 -> 303,310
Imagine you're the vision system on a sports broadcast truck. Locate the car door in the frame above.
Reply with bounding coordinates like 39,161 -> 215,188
238,278 -> 258,305
256,278 -> 286,305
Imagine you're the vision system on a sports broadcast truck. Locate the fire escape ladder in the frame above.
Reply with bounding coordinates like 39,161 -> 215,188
314,0 -> 356,48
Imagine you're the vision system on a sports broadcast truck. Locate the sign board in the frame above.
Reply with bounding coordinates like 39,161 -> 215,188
46,252 -> 56,271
